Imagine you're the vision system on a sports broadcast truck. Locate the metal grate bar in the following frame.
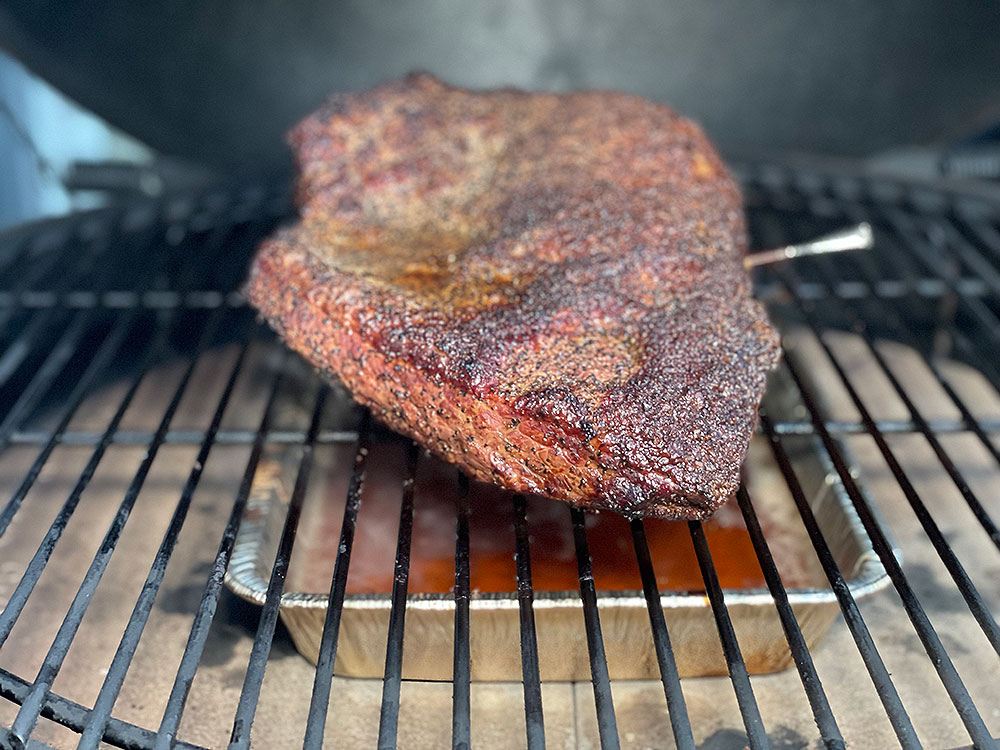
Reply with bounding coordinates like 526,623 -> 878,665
0,308 -> 137,537
775,260 -> 1000,653
0,222 -> 117,394
302,411 -> 372,750
0,223 -> 99,313
958,209 -> 1000,250
960,213 -> 1000,263
943,219 -> 1000,456
950,287 -> 1000,350
0,312 -> 178,650
0,234 -> 79,330
772,417 -> 1000,436
932,372 -> 1000,470
629,519 -> 695,750
782,353 -> 999,750
753,200 -> 1000,550
5,416 -> 1000,449
0,310 -> 92,450
820,203 -> 1000,545
154,349 -> 289,750
375,441 -> 420,750
912,347 -> 1000,464
753,276 -> 993,304
938,218 -> 1000,295
0,306 -> 69,391
513,494 -> 546,750
0,666 -> 206,750
5,427 -> 356,446
758,409 -> 920,749
0,289 -> 249,311
569,508 -> 620,750
6,307 -> 225,749
857,209 -> 1000,549
689,521 -> 769,750
169,218 -> 258,297
850,309 -> 1000,552
451,472 -> 472,750
906,205 -> 1000,292
950,321 -> 1000,402
0,212 -> 211,537
228,385 -> 329,750
887,206 -> 1000,349
735,487 -> 845,750
78,313 -> 254,749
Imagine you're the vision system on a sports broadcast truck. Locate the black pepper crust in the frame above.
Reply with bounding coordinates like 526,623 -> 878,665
247,73 -> 781,519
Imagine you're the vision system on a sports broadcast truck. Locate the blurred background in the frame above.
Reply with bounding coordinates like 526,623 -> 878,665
2,0 -> 1000,229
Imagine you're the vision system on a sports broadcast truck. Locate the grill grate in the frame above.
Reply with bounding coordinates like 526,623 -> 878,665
0,163 -> 997,749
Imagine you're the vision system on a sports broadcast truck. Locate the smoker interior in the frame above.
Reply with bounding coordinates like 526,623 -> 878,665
0,162 -> 998,749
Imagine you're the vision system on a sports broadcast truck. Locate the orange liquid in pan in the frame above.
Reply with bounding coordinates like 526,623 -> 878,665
291,437 -> 776,597
406,507 -> 766,594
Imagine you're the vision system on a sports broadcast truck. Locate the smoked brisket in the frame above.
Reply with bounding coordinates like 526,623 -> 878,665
247,73 -> 781,519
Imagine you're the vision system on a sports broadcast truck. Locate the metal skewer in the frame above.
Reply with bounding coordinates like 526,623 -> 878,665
745,222 -> 874,268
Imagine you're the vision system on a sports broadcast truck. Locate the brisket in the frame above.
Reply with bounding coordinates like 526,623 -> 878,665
247,73 -> 781,519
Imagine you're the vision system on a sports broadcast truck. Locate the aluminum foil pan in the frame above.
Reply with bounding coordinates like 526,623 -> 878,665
225,359 -> 892,681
